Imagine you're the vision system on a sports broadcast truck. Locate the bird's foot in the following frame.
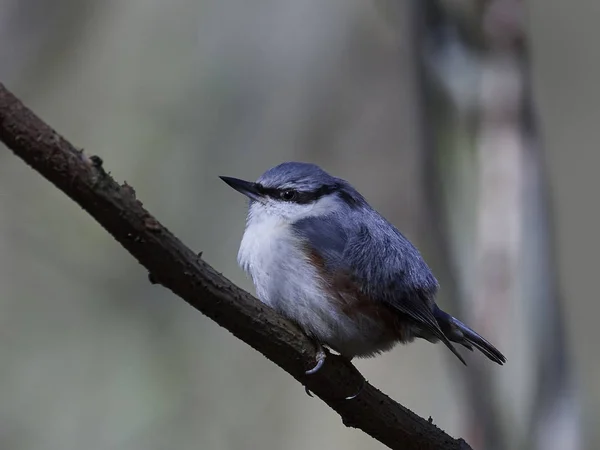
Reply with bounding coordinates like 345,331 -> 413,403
305,343 -> 327,375
304,342 -> 327,398
303,346 -> 364,400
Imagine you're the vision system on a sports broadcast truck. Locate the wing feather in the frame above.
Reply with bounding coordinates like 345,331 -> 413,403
293,214 -> 466,365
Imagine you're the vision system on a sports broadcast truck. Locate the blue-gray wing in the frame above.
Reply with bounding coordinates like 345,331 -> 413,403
291,215 -> 449,344
291,215 -> 348,272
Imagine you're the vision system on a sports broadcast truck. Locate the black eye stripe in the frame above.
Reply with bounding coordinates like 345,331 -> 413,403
257,183 -> 339,204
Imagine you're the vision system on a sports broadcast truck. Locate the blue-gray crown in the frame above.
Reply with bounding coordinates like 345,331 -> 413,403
256,162 -> 366,208
257,162 -> 335,191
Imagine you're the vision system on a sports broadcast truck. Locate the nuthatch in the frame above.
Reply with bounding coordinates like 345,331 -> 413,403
221,162 -> 505,394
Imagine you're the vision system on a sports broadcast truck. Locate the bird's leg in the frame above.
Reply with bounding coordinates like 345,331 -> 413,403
305,341 -> 327,375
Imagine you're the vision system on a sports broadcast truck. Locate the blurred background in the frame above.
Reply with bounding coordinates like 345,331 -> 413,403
0,0 -> 597,449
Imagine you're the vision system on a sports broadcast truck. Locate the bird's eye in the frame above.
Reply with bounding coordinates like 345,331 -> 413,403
280,190 -> 297,201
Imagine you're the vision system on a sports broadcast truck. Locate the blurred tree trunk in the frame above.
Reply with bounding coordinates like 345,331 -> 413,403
412,1 -> 581,449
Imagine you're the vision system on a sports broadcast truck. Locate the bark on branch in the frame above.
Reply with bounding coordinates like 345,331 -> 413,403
0,82 -> 472,450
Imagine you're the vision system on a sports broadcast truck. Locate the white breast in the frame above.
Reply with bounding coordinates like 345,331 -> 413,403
237,210 -> 396,358
237,213 -> 324,315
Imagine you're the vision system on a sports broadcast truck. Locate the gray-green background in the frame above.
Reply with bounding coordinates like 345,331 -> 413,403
0,1 -> 597,449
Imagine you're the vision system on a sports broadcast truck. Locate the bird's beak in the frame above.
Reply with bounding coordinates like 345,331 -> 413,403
220,176 -> 263,202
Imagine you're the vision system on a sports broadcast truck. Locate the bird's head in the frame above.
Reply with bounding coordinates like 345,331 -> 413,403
220,162 -> 366,223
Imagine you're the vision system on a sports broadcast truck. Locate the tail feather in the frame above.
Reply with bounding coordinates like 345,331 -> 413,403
434,307 -> 506,365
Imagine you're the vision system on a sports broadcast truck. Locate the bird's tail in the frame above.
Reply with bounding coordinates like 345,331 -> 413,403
434,306 -> 506,365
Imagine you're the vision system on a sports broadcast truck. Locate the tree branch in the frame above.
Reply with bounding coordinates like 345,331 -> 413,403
0,82 -> 471,450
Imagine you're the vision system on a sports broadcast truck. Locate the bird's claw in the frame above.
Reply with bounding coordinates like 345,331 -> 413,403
304,343 -> 326,397
305,377 -> 365,400
305,344 -> 326,375
303,343 -> 365,400
344,377 -> 365,400
305,386 -> 313,397
305,353 -> 325,375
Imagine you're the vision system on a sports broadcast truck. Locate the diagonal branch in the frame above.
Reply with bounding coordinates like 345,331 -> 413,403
0,82 -> 471,450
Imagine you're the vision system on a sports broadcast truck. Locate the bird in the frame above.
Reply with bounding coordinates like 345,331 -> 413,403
220,162 -> 506,384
